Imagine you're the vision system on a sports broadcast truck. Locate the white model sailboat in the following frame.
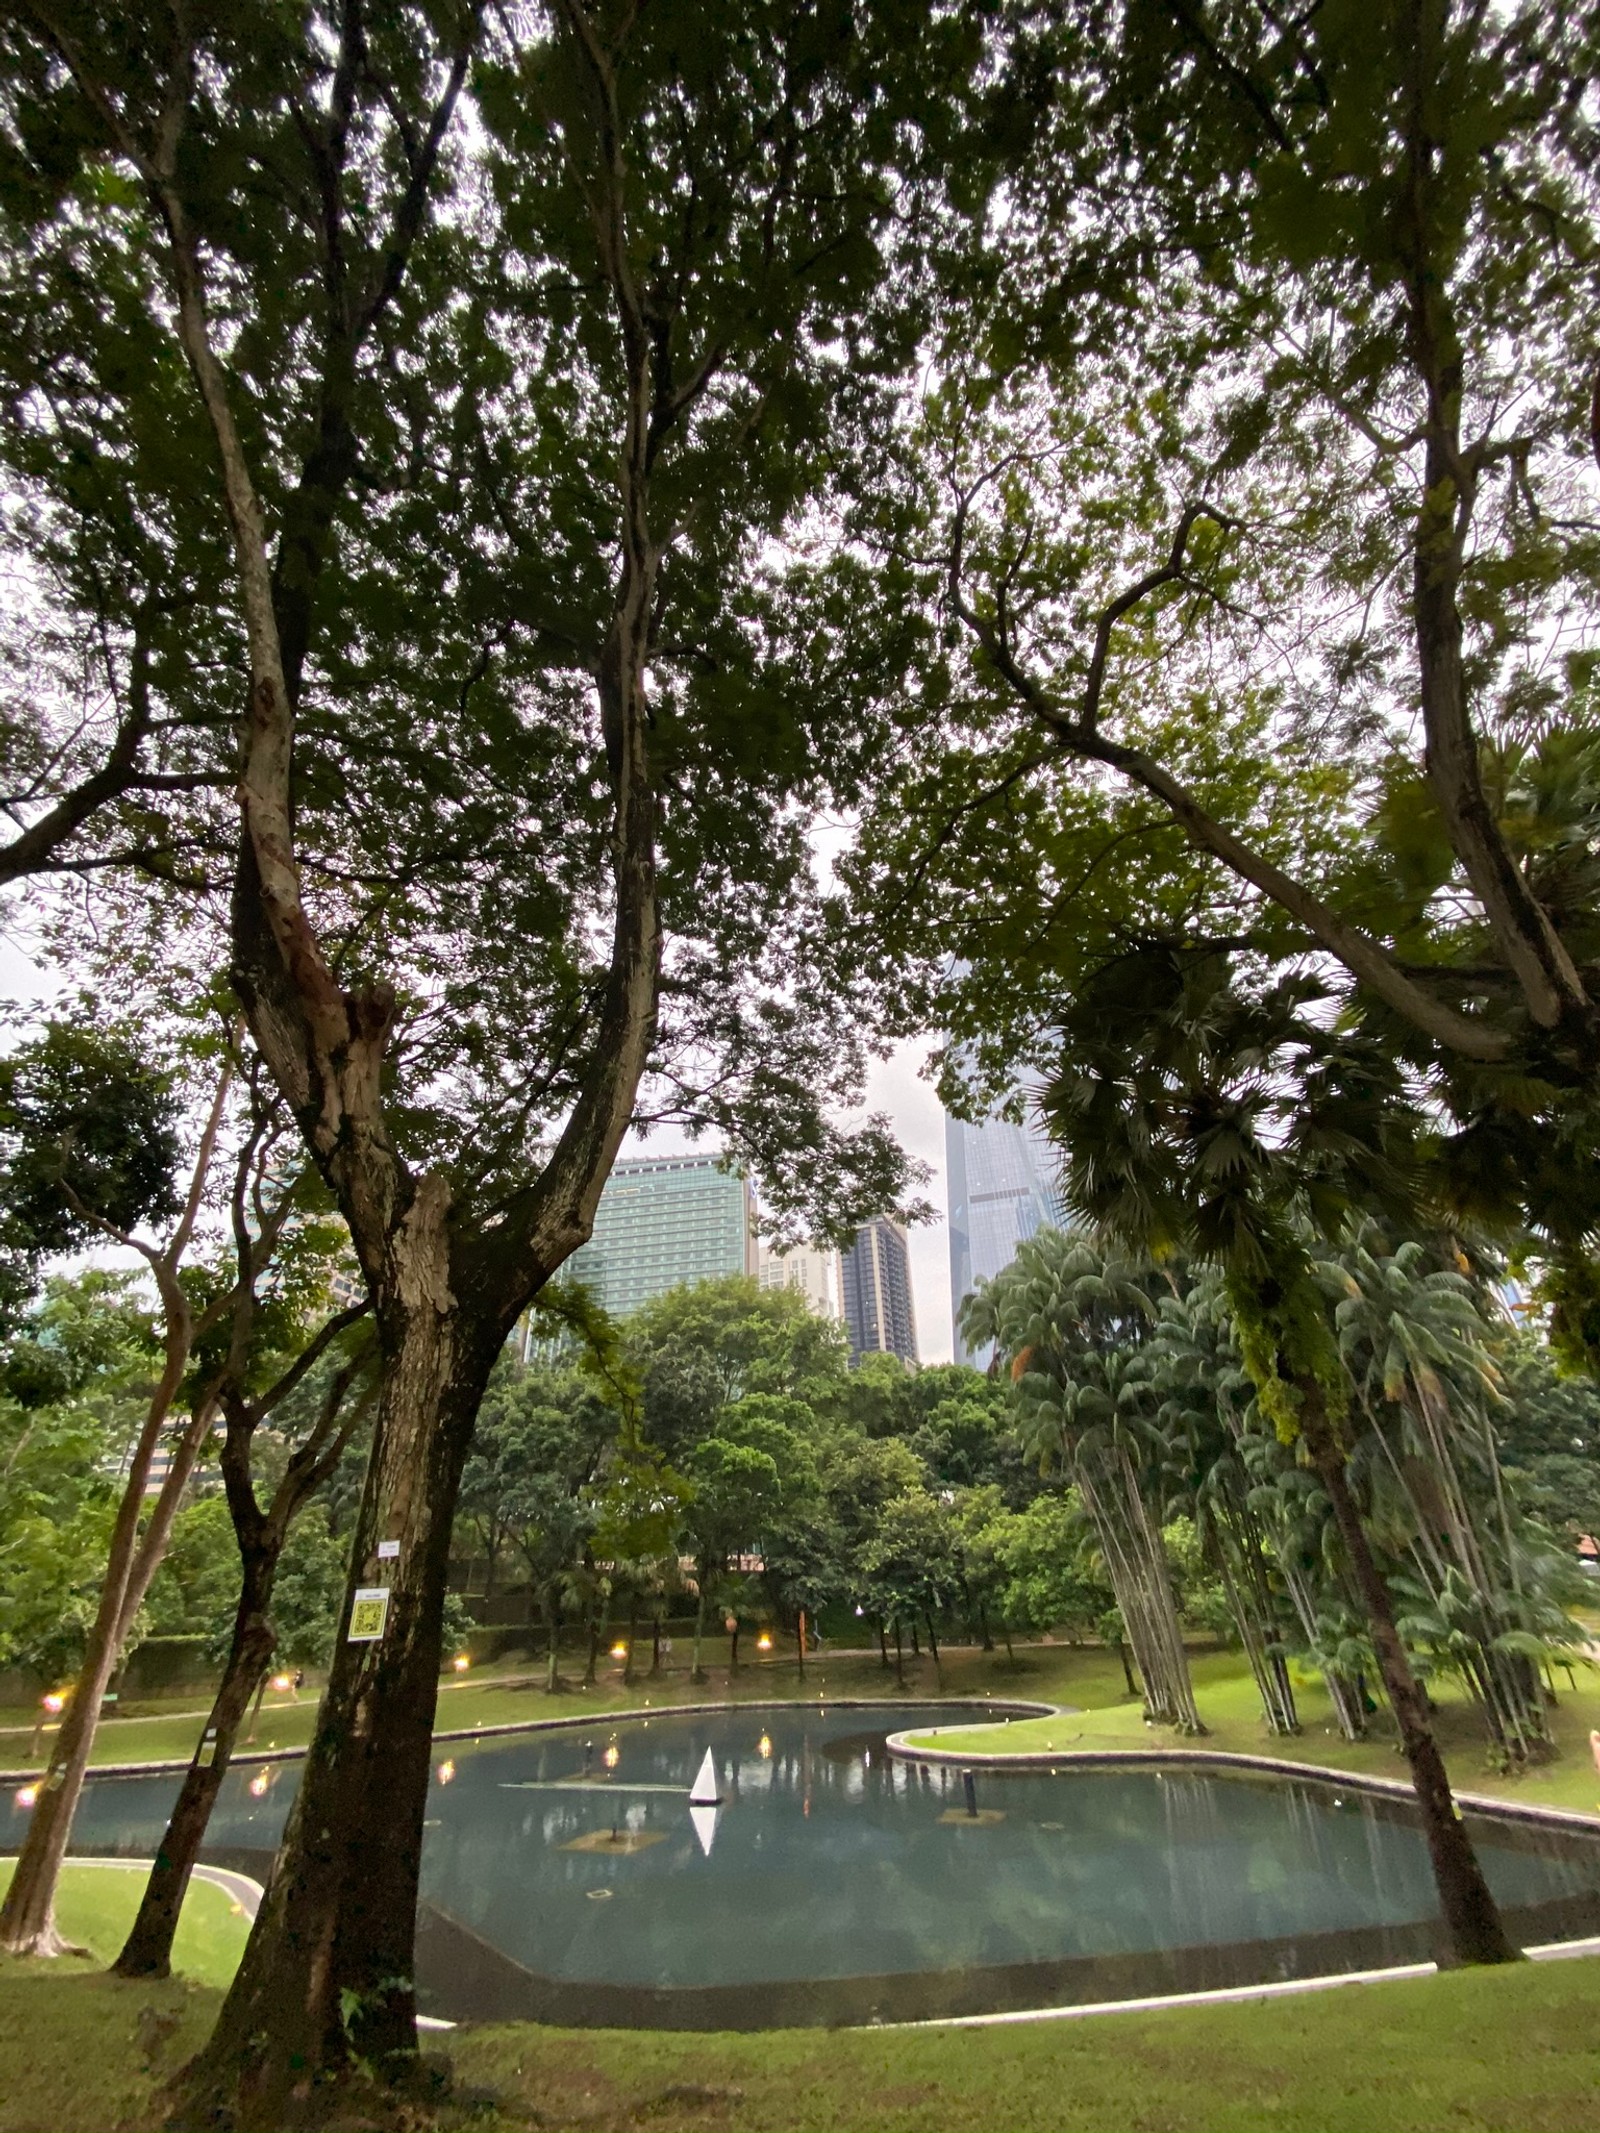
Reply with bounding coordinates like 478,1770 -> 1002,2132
688,1747 -> 722,1855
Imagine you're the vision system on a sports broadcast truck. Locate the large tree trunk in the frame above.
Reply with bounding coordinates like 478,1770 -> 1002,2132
175,1273 -> 499,2125
1299,1388 -> 1518,1967
114,1567 -> 277,1979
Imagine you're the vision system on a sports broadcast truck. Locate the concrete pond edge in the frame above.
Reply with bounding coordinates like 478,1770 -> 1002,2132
2,1693 -> 1058,1787
884,1724 -> 1600,1835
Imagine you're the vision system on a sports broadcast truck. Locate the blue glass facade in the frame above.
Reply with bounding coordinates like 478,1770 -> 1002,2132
946,1105 -> 1064,1364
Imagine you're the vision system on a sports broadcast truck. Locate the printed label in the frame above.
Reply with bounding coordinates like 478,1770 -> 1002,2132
348,1587 -> 391,1642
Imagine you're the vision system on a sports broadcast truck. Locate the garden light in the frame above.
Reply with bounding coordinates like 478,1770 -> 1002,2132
756,1632 -> 773,1652
436,1759 -> 456,1785
757,1734 -> 772,1759
249,1770 -> 271,1798
15,1785 -> 37,1809
452,1654 -> 471,1673
42,1692 -> 65,1715
270,1674 -> 292,1693
603,1742 -> 620,1770
610,1641 -> 628,1659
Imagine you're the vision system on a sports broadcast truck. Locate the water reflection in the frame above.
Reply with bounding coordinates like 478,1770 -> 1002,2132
16,1703 -> 1600,2018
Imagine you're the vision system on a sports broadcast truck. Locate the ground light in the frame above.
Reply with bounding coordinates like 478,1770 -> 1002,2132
756,1632 -> 773,1652
452,1654 -> 471,1673
611,1642 -> 628,1660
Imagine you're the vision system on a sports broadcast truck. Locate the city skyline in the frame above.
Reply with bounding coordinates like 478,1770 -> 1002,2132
565,1151 -> 757,1319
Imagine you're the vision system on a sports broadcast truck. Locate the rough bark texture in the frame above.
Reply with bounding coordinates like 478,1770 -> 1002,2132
113,1582 -> 276,1979
1298,1386 -> 1519,1966
178,1263 -> 502,2123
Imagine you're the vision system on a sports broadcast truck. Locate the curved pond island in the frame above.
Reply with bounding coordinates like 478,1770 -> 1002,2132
28,1702 -> 1600,2028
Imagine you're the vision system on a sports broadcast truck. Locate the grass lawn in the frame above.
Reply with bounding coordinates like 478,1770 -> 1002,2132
2,1952 -> 1599,2131
0,1860 -> 250,1988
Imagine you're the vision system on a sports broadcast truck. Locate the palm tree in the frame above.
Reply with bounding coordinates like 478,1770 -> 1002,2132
1325,1230 -> 1582,1765
964,1231 -> 1204,1731
1034,938 -> 1519,1964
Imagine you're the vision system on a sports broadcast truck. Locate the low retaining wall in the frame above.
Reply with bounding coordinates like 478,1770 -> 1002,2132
884,1728 -> 1600,1837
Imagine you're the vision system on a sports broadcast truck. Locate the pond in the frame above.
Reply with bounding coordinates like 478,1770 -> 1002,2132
17,1701 -> 1600,2027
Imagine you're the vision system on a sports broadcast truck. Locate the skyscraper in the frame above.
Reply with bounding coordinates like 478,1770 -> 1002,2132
756,1239 -> 841,1319
946,1104 -> 1064,1364
841,1217 -> 918,1364
564,1152 -> 756,1319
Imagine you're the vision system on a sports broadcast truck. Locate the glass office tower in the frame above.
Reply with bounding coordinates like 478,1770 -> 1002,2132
945,1105 -> 1064,1364
565,1152 -> 756,1318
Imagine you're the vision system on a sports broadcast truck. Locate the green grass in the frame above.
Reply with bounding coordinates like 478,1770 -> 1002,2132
0,1860 -> 250,1990
3,1953 -> 1600,2130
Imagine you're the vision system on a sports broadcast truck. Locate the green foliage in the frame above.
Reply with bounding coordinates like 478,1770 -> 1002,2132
145,1497 -> 239,1647
0,1272 -> 159,1675
0,1024 -> 181,1325
980,1491 -> 1111,1637
269,1507 -> 348,1671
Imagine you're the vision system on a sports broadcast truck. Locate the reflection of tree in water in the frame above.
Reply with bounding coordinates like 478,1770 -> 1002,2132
1159,1775 -> 1228,1947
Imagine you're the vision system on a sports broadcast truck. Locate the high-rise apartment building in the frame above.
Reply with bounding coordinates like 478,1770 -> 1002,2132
564,1152 -> 756,1319
756,1240 -> 841,1319
946,1105 -> 1064,1364
841,1217 -> 918,1365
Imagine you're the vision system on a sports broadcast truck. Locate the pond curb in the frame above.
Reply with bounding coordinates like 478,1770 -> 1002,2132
2,1694 -> 1058,1787
883,1731 -> 1600,1834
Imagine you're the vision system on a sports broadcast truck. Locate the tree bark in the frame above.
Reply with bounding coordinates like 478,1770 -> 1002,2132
113,1576 -> 276,1979
177,1294 -> 502,2123
691,1578 -> 709,1685
1298,1386 -> 1519,1966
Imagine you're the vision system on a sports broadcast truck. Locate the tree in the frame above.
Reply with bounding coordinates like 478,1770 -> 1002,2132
0,1273 -> 160,1682
681,1431 -> 788,1683
964,1231 -> 1204,1730
858,1487 -> 962,1674
980,1491 -> 1113,1654
1025,948 -> 1520,1964
0,1031 -> 238,1960
631,1276 -> 850,1459
0,1023 -> 180,1331
0,4 -> 953,2105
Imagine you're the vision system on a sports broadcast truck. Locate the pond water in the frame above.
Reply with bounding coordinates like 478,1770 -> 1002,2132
17,1702 -> 1600,2026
